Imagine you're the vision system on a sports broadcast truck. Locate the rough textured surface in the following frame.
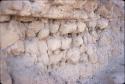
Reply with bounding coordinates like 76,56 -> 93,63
0,0 -> 124,84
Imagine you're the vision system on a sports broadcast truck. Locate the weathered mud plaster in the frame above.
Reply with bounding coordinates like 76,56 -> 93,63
0,0 -> 124,84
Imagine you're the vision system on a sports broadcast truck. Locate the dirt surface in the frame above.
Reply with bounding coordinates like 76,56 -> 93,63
0,0 -> 124,84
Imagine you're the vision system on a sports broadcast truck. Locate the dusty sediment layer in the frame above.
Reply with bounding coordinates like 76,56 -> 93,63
0,0 -> 124,20
0,0 -> 94,19
0,0 -> 124,84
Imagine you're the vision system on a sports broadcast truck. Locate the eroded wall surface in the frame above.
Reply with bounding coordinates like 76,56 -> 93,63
0,0 -> 124,84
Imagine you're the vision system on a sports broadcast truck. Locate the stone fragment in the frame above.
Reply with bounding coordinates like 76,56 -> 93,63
31,2 -> 44,16
38,25 -> 50,40
38,40 -> 48,54
67,48 -> 80,64
26,21 -> 44,38
97,5 -> 110,18
17,21 -> 27,40
80,44 -> 86,53
46,5 -> 72,19
49,21 -> 60,34
88,20 -> 97,28
31,1 -> 50,16
83,31 -> 98,44
0,22 -> 19,49
37,40 -> 49,65
20,1 -> 32,16
87,44 -> 98,63
0,1 -> 22,14
88,12 -> 100,20
77,21 -> 86,33
25,38 -> 39,57
0,15 -> 10,22
26,29 -> 36,38
97,18 -> 109,29
83,0 -> 98,13
72,36 -> 83,47
49,50 -> 65,64
10,1 -> 23,11
6,40 -> 24,56
10,20 -> 26,40
47,37 -> 61,51
28,21 -> 44,34
60,21 -> 77,35
73,10 -> 88,20
61,37 -> 72,50
91,31 -> 99,43
72,0 -> 87,9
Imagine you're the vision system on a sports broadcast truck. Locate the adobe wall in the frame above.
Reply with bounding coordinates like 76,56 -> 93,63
0,0 -> 124,84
